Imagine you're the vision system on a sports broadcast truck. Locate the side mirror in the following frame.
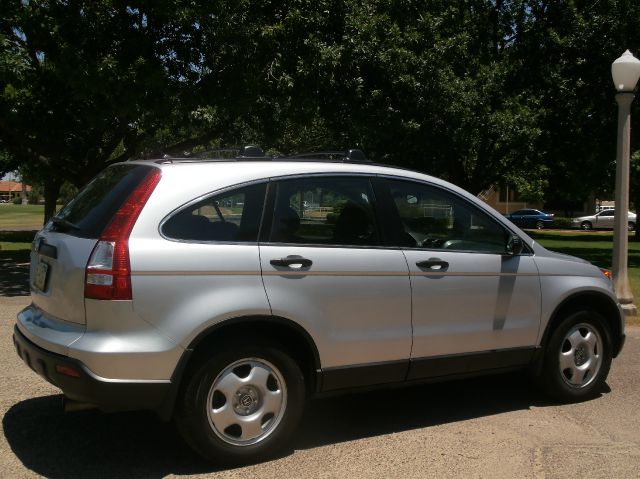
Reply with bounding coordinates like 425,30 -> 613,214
507,235 -> 524,255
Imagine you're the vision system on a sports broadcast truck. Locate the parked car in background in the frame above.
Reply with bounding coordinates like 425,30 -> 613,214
505,209 -> 555,229
571,209 -> 636,231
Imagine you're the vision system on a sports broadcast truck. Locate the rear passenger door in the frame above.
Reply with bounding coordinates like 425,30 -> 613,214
259,176 -> 412,391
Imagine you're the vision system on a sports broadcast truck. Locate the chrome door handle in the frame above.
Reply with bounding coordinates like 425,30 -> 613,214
270,256 -> 313,268
416,259 -> 449,270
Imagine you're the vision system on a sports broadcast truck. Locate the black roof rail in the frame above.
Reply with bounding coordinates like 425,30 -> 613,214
190,145 -> 265,159
345,149 -> 368,162
158,145 -> 267,161
237,145 -> 265,158
153,146 -> 374,164
282,149 -> 370,163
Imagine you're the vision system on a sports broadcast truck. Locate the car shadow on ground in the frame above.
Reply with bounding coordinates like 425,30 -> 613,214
0,250 -> 30,297
3,372 -> 609,478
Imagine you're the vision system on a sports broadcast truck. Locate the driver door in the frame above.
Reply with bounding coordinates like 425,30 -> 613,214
380,178 -> 541,379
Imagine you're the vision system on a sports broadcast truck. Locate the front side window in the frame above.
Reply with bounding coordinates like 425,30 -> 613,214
385,179 -> 510,254
269,177 -> 379,247
162,182 -> 267,242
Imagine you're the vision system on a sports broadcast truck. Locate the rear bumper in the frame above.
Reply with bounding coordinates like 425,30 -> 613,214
13,326 -> 171,412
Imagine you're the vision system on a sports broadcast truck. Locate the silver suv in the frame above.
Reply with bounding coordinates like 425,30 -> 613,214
13,148 -> 625,464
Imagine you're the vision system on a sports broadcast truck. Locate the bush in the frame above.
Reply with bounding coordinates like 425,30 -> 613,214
553,217 -> 573,229
12,197 -> 22,205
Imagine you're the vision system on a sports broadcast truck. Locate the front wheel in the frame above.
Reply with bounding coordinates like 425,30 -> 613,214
629,221 -> 635,231
175,343 -> 305,464
538,310 -> 612,402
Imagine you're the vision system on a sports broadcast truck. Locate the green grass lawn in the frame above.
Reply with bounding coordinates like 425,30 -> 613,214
0,204 -> 47,229
0,241 -> 32,250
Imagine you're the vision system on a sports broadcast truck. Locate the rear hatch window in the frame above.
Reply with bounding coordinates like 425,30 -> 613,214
31,164 -> 157,325
52,164 -> 155,238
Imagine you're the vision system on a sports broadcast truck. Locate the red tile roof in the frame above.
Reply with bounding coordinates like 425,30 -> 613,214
0,181 -> 32,193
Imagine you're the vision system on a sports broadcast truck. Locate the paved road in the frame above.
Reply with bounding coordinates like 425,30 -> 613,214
1,295 -> 640,479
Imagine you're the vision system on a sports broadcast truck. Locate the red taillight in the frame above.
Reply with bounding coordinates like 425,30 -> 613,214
85,169 -> 161,300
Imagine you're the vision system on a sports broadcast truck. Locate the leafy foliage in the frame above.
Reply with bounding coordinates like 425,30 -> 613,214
1,1 -> 640,219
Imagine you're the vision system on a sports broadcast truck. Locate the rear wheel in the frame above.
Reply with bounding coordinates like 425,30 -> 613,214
535,220 -> 544,230
175,343 -> 305,464
539,310 -> 612,402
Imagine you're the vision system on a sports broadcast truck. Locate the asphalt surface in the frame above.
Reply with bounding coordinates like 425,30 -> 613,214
1,295 -> 640,478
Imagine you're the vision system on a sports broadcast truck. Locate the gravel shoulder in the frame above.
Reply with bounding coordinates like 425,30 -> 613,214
1,295 -> 640,478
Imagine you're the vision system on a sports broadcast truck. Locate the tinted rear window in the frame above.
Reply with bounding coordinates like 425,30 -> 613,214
162,183 -> 267,242
51,164 -> 155,238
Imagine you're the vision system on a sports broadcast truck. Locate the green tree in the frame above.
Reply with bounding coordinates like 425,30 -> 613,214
183,1 -> 547,195
509,1 -> 640,213
3,0 -> 640,225
0,1 -> 205,221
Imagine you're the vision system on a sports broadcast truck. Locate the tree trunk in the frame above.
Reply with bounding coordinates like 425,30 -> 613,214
43,179 -> 62,225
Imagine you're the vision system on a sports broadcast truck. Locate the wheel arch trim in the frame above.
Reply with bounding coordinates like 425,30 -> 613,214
533,291 -> 624,374
157,314 -> 321,420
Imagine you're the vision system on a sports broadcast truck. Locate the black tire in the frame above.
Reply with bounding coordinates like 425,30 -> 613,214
175,343 -> 305,464
535,220 -> 544,230
629,222 -> 635,231
580,221 -> 592,230
538,310 -> 612,402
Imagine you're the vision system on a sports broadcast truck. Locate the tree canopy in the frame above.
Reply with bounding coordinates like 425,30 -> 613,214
1,1 -> 640,221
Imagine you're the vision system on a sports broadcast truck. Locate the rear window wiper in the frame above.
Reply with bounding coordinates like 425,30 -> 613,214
51,217 -> 81,231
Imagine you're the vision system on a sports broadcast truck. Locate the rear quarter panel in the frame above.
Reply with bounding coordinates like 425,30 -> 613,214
129,239 -> 271,348
127,167 -> 273,347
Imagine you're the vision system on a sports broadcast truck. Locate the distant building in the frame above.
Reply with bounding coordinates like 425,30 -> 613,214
0,181 -> 32,202
477,185 -> 544,215
596,200 -> 615,212
478,185 -> 597,216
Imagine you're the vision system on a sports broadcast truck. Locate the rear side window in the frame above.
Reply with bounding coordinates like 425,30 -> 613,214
52,164 -> 156,239
162,183 -> 267,242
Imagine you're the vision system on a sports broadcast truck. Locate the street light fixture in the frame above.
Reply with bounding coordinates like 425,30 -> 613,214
611,50 -> 640,316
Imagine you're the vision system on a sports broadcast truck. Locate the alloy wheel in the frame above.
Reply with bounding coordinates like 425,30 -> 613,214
558,323 -> 603,389
206,358 -> 287,446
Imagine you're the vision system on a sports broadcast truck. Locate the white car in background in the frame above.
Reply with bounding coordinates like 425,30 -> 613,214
572,209 -> 636,231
